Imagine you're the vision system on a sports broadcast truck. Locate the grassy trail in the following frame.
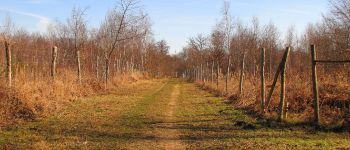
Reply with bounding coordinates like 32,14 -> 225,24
0,79 -> 349,149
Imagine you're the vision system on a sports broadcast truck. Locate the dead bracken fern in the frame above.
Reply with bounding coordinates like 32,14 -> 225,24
197,72 -> 350,126
0,71 -> 147,125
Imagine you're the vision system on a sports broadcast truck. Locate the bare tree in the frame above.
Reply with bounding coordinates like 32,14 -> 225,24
219,1 -> 234,93
67,7 -> 88,84
260,21 -> 279,74
210,30 -> 225,88
99,0 -> 148,85
1,16 -> 15,87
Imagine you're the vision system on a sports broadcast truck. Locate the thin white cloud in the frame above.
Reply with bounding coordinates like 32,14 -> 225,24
0,8 -> 50,33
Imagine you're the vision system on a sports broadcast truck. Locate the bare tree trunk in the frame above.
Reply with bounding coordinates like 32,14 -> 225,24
200,64 -> 203,82
14,64 -> 18,80
105,57 -> 109,85
211,61 -> 214,83
113,58 -> 117,76
239,53 -> 246,95
196,67 -> 198,81
76,50 -> 82,84
269,49 -> 273,78
116,59 -> 119,74
225,57 -> 231,94
141,54 -> 144,72
205,62 -> 209,83
96,56 -> 99,81
5,41 -> 12,87
23,64 -> 27,80
126,61 -> 129,73
216,61 -> 220,90
196,66 -> 198,81
51,46 -> 58,79
130,60 -> 133,73
253,60 -> 256,77
197,67 -> 201,81
261,48 -> 265,111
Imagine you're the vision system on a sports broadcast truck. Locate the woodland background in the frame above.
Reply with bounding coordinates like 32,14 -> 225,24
0,0 -> 349,126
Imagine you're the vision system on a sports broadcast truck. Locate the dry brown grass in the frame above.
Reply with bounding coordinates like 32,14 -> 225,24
0,69 -> 148,126
197,72 -> 350,126
1,79 -> 349,149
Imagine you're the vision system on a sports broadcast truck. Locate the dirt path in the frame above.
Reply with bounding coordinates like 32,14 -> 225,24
1,79 -> 349,149
155,84 -> 184,149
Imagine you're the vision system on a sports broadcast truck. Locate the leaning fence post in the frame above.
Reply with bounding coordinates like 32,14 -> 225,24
5,41 -> 12,87
311,45 -> 320,125
51,46 -> 58,79
261,48 -> 265,111
278,47 -> 290,122
265,48 -> 289,110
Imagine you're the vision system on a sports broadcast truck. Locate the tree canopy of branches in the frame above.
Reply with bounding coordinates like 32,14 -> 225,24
98,0 -> 149,84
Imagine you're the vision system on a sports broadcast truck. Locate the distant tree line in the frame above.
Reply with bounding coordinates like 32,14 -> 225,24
179,0 -> 350,83
0,0 -> 180,87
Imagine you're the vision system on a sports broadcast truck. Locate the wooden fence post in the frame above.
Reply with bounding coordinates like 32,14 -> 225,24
311,45 -> 320,125
239,52 -> 246,95
278,47 -> 290,121
76,50 -> 82,84
5,41 -> 12,87
265,48 -> 290,110
51,46 -> 58,79
261,48 -> 265,111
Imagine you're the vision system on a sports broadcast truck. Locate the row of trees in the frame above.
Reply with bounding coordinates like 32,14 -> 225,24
1,0 -> 178,87
177,0 -> 350,124
180,0 -> 350,85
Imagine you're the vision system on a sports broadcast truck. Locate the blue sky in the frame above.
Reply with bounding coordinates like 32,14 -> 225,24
0,0 -> 329,54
